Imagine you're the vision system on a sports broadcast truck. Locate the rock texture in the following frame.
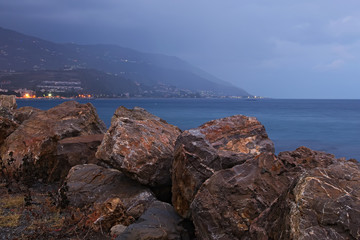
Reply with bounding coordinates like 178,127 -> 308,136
0,95 -> 17,114
13,106 -> 42,124
55,134 -> 104,180
87,197 -> 134,232
96,106 -> 181,187
0,101 -> 106,182
250,160 -> 360,240
116,201 -> 188,240
172,115 -> 274,218
191,153 -> 289,239
0,116 -> 18,146
65,164 -> 156,219
0,95 -> 17,109
0,95 -> 18,146
190,147 -> 348,239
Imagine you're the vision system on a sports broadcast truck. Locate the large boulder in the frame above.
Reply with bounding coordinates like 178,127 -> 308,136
190,153 -> 289,239
250,160 -> 360,240
96,106 -> 181,187
172,115 -> 274,218
65,164 -> 156,220
190,147 -> 344,239
116,201 -> 188,240
0,101 -> 106,182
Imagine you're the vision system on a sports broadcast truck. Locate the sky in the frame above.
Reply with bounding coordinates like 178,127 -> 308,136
0,0 -> 360,98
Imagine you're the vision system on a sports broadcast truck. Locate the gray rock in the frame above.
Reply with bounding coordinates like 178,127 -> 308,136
110,224 -> 127,238
116,201 -> 187,240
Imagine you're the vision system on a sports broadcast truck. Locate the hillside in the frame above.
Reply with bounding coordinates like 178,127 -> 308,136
0,27 -> 251,97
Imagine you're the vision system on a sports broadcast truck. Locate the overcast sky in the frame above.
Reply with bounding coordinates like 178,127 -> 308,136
1,0 -> 360,98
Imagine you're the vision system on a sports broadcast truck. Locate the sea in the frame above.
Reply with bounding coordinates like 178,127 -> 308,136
17,98 -> 360,160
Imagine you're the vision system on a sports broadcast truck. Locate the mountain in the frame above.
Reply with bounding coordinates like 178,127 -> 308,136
0,27 -> 251,97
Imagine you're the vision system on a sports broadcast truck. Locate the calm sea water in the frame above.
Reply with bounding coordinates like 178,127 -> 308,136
17,98 -> 360,160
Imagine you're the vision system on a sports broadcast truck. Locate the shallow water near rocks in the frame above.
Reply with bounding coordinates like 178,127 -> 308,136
17,98 -> 360,160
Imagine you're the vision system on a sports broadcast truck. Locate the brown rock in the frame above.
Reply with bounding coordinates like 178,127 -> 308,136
172,115 -> 274,218
278,146 -> 338,170
54,134 -> 104,180
189,147 -> 341,239
116,200 -> 187,240
190,153 -> 289,239
96,106 -> 181,187
0,116 -> 18,146
0,95 -> 17,110
250,160 -> 360,240
13,106 -> 42,124
0,101 -> 106,182
197,115 -> 274,154
65,164 -> 156,220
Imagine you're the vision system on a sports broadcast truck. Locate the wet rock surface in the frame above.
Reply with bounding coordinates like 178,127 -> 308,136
96,106 -> 181,187
0,101 -> 106,182
172,115 -> 274,218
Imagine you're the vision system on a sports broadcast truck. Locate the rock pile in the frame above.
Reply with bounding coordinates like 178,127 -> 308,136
1,96 -> 359,240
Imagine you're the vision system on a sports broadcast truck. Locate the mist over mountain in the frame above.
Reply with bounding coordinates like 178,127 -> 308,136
0,27 -> 250,97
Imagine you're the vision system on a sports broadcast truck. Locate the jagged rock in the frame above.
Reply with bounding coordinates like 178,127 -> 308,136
0,101 -> 106,182
172,115 -> 274,218
65,164 -> 156,220
190,147 -> 345,239
55,134 -> 104,180
250,160 -> 360,240
190,153 -> 289,239
116,200 -> 188,240
13,106 -> 42,124
278,146 -> 338,171
0,116 -> 18,146
96,106 -> 181,187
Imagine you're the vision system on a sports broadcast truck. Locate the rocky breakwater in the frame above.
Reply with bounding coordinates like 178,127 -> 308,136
0,96 -> 359,240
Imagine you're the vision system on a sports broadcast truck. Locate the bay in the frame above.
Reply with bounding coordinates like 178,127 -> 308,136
17,98 -> 360,160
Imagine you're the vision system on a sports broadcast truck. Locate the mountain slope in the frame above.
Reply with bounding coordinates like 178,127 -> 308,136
0,27 -> 251,96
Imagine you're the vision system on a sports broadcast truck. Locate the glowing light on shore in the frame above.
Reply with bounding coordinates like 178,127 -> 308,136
22,93 -> 36,98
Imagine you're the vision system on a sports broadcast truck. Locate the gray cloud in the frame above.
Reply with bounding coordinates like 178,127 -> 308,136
0,0 -> 359,98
